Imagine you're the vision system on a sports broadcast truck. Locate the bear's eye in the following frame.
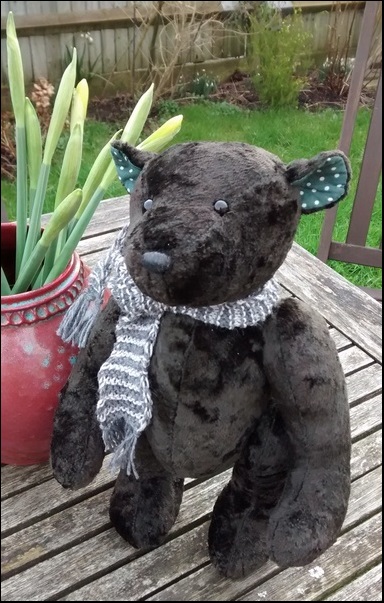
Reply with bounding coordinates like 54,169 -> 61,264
143,199 -> 153,212
213,199 -> 229,215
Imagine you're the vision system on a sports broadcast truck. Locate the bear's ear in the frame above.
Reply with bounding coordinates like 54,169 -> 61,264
110,141 -> 157,194
286,150 -> 351,214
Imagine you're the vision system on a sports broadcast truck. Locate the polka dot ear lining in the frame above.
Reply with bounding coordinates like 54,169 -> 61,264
110,146 -> 142,194
291,155 -> 349,214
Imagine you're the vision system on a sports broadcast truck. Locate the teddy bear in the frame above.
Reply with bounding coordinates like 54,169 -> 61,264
51,139 -> 352,579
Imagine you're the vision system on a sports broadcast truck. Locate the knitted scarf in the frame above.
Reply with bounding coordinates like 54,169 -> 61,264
58,224 -> 280,477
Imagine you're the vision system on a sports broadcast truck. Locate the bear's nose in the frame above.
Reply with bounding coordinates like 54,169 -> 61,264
142,251 -> 171,274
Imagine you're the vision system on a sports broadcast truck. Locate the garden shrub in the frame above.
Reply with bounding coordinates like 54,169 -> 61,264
247,5 -> 313,108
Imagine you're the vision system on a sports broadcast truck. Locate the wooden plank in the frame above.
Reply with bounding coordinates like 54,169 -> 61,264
26,3 -> 48,80
338,346 -> 374,375
329,242 -> 382,268
87,28 -> 103,77
328,327 -> 352,350
350,429 -> 382,479
76,230 -> 118,256
2,424 -> 380,580
1,488 -> 112,579
18,36 -> 34,86
0,470 -> 223,581
236,513 -> 382,602
59,31 -> 77,86
350,394 -> 382,440
61,523 -> 212,602
44,32 -> 64,85
100,27 -> 116,75
64,474 -> 377,601
82,248 -> 111,268
115,27 -> 129,72
3,442 -> 378,601
345,466 -> 382,527
1,462 -> 53,501
1,459 -> 118,537
144,512 -> 382,602
0,2 -> 223,37
345,363 -> 382,406
293,0 -> 364,10
1,471 -> 230,601
1,36 -> 8,86
41,196 -> 129,236
277,242 -> 382,363
323,562 -> 382,601
345,71 -> 382,248
29,34 -> 48,79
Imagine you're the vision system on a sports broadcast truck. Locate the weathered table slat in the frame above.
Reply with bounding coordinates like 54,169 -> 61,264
2,428 -> 380,600
236,513 -> 382,602
2,199 -> 382,601
345,363 -> 382,405
323,563 -> 382,601
276,243 -> 382,363
1,396 -> 380,583
349,394 -> 382,439
350,429 -> 382,477
328,327 -> 352,350
337,345 -> 374,374
1,463 -> 118,537
1,463 -> 53,501
145,514 -> 382,602
1,472 -> 231,601
2,364 -> 379,537
54,471 -> 382,602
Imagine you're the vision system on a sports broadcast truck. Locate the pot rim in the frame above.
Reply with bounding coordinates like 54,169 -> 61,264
1,222 -> 84,311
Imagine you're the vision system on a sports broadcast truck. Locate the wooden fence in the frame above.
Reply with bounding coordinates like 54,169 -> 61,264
0,1 -> 380,98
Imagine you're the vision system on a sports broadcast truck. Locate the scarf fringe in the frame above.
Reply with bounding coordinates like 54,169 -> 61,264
57,287 -> 102,347
58,223 -> 131,348
107,429 -> 139,479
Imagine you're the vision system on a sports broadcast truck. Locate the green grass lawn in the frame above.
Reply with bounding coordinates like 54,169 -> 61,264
2,102 -> 381,289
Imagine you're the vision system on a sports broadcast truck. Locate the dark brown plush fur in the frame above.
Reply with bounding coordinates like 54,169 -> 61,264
51,141 -> 351,578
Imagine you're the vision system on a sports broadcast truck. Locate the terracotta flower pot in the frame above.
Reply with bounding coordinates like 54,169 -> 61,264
1,222 -> 88,465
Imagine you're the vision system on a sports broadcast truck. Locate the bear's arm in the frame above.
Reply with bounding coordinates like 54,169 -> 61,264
50,297 -> 121,489
261,297 -> 351,567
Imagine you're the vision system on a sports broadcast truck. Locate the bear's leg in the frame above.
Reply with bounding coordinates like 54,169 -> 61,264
109,435 -> 184,548
208,406 -> 291,578
51,298 -> 121,489
263,298 -> 351,568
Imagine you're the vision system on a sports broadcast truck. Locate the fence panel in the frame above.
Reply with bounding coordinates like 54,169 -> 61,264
1,1 -> 377,95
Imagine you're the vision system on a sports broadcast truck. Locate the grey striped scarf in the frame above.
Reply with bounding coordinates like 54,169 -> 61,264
58,224 -> 280,477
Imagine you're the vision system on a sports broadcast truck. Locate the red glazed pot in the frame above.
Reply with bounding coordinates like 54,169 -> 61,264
1,223 -> 88,465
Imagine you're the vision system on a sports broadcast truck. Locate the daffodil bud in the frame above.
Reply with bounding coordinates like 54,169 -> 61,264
6,12 -> 25,127
76,130 -> 122,217
25,98 -> 42,191
138,115 -> 183,152
43,48 -> 77,164
54,123 -> 83,208
121,84 -> 154,145
41,189 -> 83,246
13,189 -> 82,293
70,78 -> 89,133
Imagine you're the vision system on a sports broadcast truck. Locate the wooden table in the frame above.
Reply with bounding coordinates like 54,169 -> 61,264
2,198 -> 382,601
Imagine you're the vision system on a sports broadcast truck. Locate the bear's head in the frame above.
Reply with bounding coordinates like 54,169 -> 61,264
111,141 -> 350,307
